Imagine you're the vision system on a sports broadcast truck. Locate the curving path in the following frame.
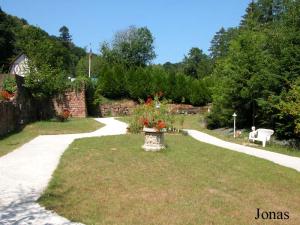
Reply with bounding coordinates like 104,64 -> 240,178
1,119 -> 299,224
185,129 -> 300,172
0,118 -> 127,225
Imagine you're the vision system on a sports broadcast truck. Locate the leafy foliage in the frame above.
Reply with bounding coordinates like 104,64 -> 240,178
0,9 -> 87,99
207,0 -> 300,139
182,47 -> 212,78
59,26 -> 72,42
275,79 -> 300,137
209,27 -> 238,61
100,26 -> 156,67
0,8 -> 26,71
24,63 -> 67,99
2,76 -> 17,93
94,63 -> 211,106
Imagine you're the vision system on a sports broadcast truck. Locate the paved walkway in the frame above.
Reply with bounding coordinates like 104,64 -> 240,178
185,129 -> 300,172
1,119 -> 299,224
0,118 -> 127,225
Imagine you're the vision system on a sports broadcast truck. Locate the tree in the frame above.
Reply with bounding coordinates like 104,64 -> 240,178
126,67 -> 152,99
97,63 -> 128,99
16,26 -> 72,98
0,8 -> 16,71
100,26 -> 156,67
76,54 -> 103,77
209,27 -> 238,61
189,79 -> 211,106
162,61 -> 182,74
24,63 -> 67,99
276,78 -> 300,138
59,25 -> 72,42
241,0 -> 286,28
207,0 -> 300,139
149,65 -> 169,96
208,30 -> 280,128
58,26 -> 86,75
182,47 -> 212,79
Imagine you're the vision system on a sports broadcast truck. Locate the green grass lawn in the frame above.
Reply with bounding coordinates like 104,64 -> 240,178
39,134 -> 300,225
0,118 -> 103,157
119,115 -> 300,157
175,114 -> 300,158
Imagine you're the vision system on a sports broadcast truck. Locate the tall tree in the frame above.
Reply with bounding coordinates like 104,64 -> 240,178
0,8 -> 16,71
59,25 -> 72,42
100,26 -> 156,67
207,0 -> 300,139
208,29 -> 280,128
209,27 -> 238,61
183,47 -> 212,79
241,0 -> 285,27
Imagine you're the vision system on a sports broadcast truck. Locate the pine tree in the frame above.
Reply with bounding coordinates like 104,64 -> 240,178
59,26 -> 72,42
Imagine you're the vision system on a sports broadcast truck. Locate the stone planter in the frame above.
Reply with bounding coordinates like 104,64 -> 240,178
142,127 -> 165,151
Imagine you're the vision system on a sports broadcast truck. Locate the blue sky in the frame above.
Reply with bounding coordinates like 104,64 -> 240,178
0,0 -> 250,64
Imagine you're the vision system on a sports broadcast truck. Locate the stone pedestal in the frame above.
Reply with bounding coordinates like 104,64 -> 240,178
142,127 -> 165,151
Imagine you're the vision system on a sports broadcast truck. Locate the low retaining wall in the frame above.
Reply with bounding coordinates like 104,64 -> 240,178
100,100 -> 137,117
53,89 -> 87,118
99,100 -> 211,117
0,75 -> 87,137
168,104 -> 211,114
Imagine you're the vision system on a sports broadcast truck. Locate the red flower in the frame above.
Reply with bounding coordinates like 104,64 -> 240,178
1,90 -> 13,101
62,109 -> 70,119
140,117 -> 149,127
143,118 -> 149,127
145,97 -> 153,105
156,120 -> 166,130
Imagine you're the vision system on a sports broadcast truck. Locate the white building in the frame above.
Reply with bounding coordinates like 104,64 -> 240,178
9,53 -> 29,77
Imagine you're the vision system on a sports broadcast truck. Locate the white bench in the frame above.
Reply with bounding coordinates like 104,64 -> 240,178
249,128 -> 274,147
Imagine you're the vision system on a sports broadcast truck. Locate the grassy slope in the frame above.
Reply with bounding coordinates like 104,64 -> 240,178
119,115 -> 300,157
40,134 -> 300,225
0,118 -> 103,157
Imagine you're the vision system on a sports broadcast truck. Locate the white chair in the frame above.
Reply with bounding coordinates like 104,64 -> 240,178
249,128 -> 274,147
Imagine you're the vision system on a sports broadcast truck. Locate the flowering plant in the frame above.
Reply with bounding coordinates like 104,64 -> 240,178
129,93 -> 174,133
1,77 -> 17,101
57,109 -> 71,122
0,90 -> 14,101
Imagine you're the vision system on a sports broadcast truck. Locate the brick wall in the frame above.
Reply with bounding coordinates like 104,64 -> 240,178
53,89 -> 87,118
100,100 -> 137,117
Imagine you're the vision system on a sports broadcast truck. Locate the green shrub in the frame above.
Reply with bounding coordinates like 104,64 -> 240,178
94,65 -> 212,107
3,77 -> 17,93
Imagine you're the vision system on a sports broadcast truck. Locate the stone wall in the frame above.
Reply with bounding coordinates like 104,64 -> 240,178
0,101 -> 19,136
99,100 -> 211,117
53,89 -> 87,118
0,75 -> 46,136
100,100 -> 137,117
0,75 -> 87,137
168,104 -> 211,114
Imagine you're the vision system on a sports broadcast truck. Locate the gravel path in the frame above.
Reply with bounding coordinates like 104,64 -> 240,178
0,118 -> 127,225
185,129 -> 300,172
